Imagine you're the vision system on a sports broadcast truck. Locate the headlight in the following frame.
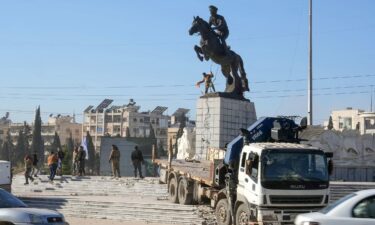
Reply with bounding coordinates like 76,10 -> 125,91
29,214 -> 44,224
302,222 -> 320,225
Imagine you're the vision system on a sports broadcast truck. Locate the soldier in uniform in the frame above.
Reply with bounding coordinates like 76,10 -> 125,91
131,146 -> 144,179
109,145 -> 121,178
208,5 -> 229,50
78,146 -> 86,176
24,155 -> 34,185
196,72 -> 216,94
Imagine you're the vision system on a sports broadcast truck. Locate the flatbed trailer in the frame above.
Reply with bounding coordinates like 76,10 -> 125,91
155,159 -> 213,186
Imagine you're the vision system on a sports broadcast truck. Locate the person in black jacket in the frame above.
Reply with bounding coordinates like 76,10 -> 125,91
131,146 -> 144,178
31,153 -> 39,177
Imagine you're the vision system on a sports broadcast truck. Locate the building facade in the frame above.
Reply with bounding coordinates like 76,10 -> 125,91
82,99 -> 170,151
6,114 -> 81,147
328,107 -> 375,135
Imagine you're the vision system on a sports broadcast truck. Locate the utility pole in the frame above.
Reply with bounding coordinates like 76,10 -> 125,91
307,0 -> 313,125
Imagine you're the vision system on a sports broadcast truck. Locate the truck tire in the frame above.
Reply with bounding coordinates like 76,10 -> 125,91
178,178 -> 193,205
235,204 -> 250,225
215,199 -> 232,225
168,177 -> 179,203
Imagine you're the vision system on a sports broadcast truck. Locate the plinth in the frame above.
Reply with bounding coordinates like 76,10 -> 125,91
195,94 -> 257,159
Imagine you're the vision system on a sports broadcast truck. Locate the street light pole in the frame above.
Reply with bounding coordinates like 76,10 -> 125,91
308,0 -> 313,125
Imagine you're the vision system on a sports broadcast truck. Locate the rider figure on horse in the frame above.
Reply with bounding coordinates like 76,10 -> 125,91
208,5 -> 229,51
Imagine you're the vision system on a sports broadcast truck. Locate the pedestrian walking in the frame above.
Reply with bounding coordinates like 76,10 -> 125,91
109,145 -> 121,178
57,148 -> 65,176
131,146 -> 144,178
47,151 -> 59,182
31,153 -> 39,177
24,155 -> 34,185
78,146 -> 86,176
72,146 -> 79,176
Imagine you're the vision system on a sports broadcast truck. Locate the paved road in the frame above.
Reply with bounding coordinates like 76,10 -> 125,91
12,175 -> 214,225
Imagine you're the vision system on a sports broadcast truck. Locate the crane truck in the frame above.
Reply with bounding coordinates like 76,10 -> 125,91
155,117 -> 333,225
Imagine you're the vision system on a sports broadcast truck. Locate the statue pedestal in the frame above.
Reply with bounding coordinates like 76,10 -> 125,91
195,96 -> 257,160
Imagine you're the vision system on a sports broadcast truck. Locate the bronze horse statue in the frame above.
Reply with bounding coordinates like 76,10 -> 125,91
189,16 -> 249,97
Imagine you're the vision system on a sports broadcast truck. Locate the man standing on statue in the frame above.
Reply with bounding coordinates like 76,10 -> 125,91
208,5 -> 229,50
196,72 -> 216,94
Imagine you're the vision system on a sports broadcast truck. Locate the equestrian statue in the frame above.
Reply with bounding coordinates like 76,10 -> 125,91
189,5 -> 249,98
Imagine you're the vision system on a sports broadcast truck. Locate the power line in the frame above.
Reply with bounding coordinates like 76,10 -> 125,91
1,74 -> 374,90
0,84 -> 373,99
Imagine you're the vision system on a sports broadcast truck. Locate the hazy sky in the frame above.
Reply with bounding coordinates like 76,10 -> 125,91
0,0 -> 374,124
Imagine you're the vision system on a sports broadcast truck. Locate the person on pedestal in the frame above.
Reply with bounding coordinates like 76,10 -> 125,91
196,72 -> 216,94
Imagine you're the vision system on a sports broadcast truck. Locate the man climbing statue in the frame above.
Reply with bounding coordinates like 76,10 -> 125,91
208,5 -> 229,51
196,72 -> 216,94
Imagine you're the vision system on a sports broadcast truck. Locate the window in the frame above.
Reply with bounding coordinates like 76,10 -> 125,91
339,117 -> 352,129
240,152 -> 247,168
321,193 -> 357,214
352,196 -> 375,219
249,154 -> 259,181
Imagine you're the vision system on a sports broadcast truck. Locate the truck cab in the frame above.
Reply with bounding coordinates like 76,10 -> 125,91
235,143 -> 330,224
0,160 -> 11,193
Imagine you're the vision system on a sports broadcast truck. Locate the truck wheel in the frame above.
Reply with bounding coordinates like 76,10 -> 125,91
168,177 -> 179,203
178,178 -> 193,205
215,199 -> 232,225
236,204 -> 250,225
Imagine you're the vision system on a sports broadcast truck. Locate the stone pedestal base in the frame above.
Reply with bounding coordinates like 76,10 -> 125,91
195,96 -> 257,160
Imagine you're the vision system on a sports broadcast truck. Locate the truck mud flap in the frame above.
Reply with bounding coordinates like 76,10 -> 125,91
159,168 -> 168,184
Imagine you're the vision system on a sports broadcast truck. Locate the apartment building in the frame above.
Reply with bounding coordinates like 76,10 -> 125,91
7,114 -> 81,147
327,107 -> 375,134
82,99 -> 170,151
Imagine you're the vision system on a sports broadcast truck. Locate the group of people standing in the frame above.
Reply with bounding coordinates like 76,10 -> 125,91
24,144 -> 146,184
109,145 -> 144,179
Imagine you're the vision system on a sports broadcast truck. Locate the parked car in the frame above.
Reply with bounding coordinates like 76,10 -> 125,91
0,188 -> 68,225
295,189 -> 375,225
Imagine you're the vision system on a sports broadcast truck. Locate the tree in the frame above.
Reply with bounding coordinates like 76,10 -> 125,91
62,132 -> 74,175
31,106 -> 43,166
14,129 -> 26,165
51,132 -> 62,153
126,127 -> 131,137
157,140 -> 165,157
0,130 -> 13,161
148,124 -> 156,139
23,121 -> 32,155
85,131 -> 96,174
327,116 -> 333,130
176,114 -> 187,140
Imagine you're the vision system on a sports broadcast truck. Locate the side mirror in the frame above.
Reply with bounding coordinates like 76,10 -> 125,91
300,117 -> 308,129
325,152 -> 334,158
245,160 -> 252,176
328,159 -> 334,176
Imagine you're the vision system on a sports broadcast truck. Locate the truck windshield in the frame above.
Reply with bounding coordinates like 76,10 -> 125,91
261,149 -> 329,189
